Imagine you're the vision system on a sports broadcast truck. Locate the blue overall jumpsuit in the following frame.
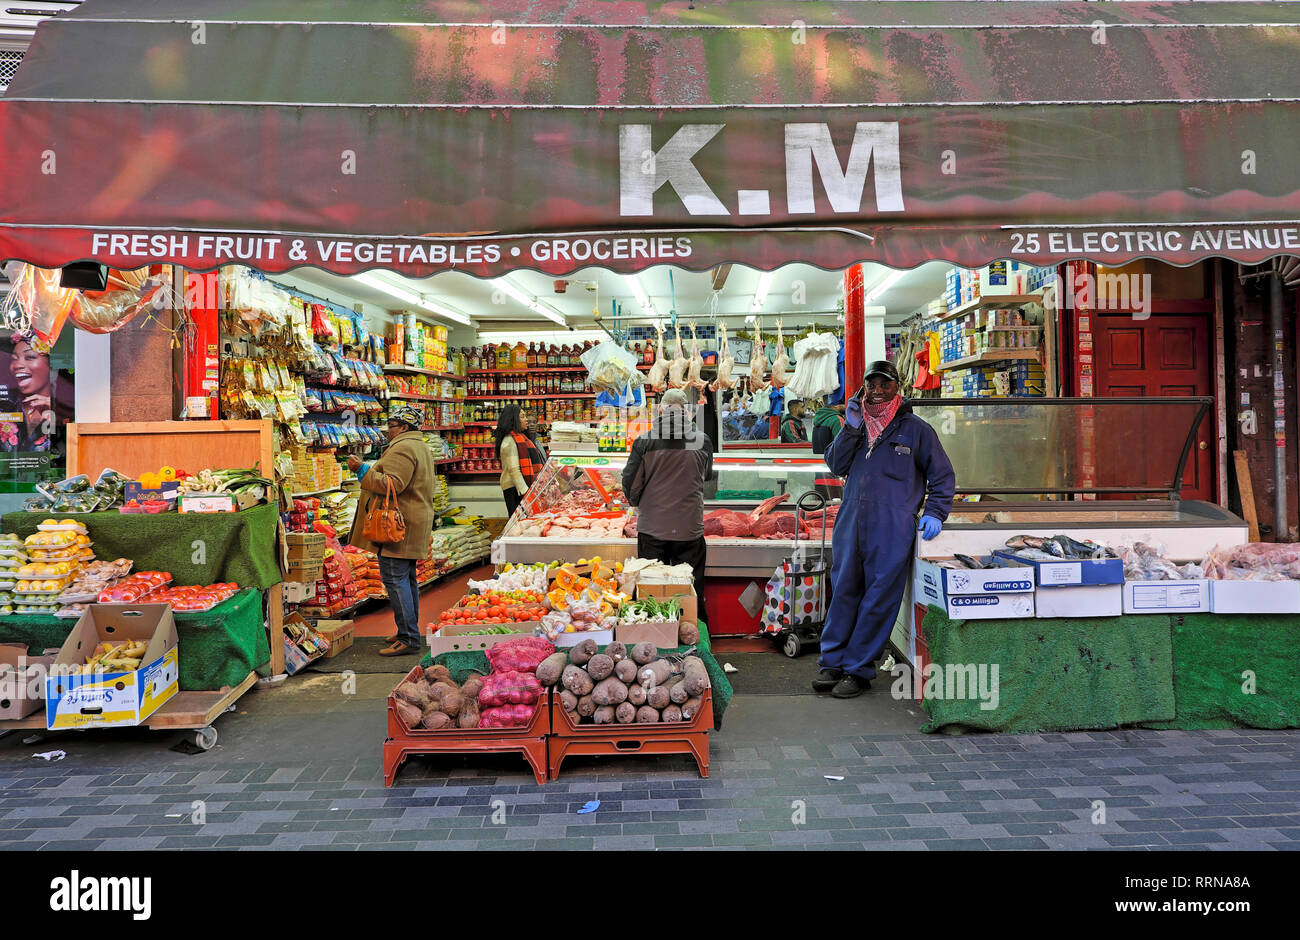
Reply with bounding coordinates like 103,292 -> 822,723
820,399 -> 956,682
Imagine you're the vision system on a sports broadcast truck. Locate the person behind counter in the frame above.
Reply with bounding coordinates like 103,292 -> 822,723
814,360 -> 955,699
780,399 -> 809,444
811,401 -> 845,455
494,403 -> 546,518
622,388 -> 713,625
347,404 -> 437,657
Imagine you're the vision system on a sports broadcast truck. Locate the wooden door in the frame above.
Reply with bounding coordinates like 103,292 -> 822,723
1092,314 -> 1214,501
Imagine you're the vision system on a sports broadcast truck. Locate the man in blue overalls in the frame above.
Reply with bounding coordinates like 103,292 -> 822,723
814,360 -> 956,698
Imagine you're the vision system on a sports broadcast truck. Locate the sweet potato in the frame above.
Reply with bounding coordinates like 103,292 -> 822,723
615,659 -> 638,683
615,702 -> 636,724
638,659 -> 672,689
577,694 -> 597,717
681,696 -> 703,720
678,621 -> 699,646
636,705 -> 661,723
394,699 -> 422,729
421,710 -> 452,730
593,705 -> 616,725
422,664 -> 452,683
561,664 -> 594,696
428,680 -> 460,702
565,710 -> 581,725
630,641 -> 657,665
586,653 -> 614,682
605,641 -> 628,663
669,674 -> 690,705
559,689 -> 579,713
661,704 -> 683,723
535,652 -> 569,687
568,637 -> 599,666
457,701 -> 480,729
682,656 -> 710,696
460,674 -> 484,701
626,683 -> 647,706
592,676 -> 629,706
438,689 -> 464,718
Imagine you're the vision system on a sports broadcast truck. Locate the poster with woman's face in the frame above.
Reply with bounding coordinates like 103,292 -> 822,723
0,332 -> 73,481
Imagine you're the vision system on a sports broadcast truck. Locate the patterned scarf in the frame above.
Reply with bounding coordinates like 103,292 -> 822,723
864,395 -> 902,449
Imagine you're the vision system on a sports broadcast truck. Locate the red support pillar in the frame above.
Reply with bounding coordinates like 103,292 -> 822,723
183,271 -> 220,419
843,264 -> 866,397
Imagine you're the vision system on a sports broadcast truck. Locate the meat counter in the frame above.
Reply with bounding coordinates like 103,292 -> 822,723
492,449 -> 839,577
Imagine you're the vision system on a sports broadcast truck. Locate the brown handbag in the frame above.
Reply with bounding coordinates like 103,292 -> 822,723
362,478 -> 407,545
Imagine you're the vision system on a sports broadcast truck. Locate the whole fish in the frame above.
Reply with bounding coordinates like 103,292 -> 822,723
1013,548 -> 1060,563
954,553 -> 984,570
1005,535 -> 1047,551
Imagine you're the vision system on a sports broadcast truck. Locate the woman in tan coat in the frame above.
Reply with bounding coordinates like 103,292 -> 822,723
347,404 -> 436,656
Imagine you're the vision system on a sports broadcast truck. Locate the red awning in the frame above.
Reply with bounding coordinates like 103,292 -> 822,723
3,1 -> 1300,277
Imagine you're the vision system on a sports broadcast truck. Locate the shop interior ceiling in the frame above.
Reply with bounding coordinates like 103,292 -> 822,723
281,263 -> 948,334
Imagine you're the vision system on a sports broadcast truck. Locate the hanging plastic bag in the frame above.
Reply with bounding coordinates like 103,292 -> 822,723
581,340 -> 643,397
785,332 -> 840,400
748,386 -> 771,417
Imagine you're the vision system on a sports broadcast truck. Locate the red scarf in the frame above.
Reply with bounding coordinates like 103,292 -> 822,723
864,395 -> 902,448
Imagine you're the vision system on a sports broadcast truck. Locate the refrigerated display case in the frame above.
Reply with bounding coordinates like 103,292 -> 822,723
494,450 -> 838,577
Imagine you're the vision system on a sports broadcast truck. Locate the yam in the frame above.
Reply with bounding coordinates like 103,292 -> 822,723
394,699 -> 422,729
630,641 -> 657,665
559,689 -> 579,713
635,705 -> 661,723
586,653 -> 615,682
456,701 -> 480,729
593,705 -> 616,725
682,656 -> 710,696
661,704 -> 683,723
677,621 -> 699,646
638,659 -> 673,689
568,637 -> 599,665
592,676 -> 630,706
428,680 -> 460,701
420,710 -> 452,730
422,664 -> 452,683
615,702 -> 636,724
535,652 -> 569,687
561,664 -> 595,696
614,659 -> 638,683
565,710 -> 581,725
626,683 -> 647,706
669,675 -> 690,705
605,641 -> 628,663
647,684 -> 670,710
681,696 -> 703,720
438,689 -> 464,718
577,694 -> 597,718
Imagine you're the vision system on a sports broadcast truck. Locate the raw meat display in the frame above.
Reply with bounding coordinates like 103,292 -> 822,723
685,321 -> 708,403
1202,542 -> 1300,580
647,322 -> 670,392
668,323 -> 687,388
770,319 -> 790,389
711,321 -> 736,392
747,492 -> 791,526
703,509 -> 753,538
748,319 -> 767,389
751,513 -> 803,539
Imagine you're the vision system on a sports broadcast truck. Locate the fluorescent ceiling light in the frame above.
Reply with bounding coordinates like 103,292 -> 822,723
626,275 -> 655,316
750,272 -> 774,312
494,277 -> 568,326
864,269 -> 905,304
352,272 -> 472,326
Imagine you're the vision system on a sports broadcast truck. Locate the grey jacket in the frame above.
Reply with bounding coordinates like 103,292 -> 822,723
622,417 -> 714,540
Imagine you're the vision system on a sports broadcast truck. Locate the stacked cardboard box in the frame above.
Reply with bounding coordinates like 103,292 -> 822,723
284,532 -> 326,583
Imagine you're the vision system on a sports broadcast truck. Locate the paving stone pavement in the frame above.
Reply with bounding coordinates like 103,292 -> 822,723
2,691 -> 1298,850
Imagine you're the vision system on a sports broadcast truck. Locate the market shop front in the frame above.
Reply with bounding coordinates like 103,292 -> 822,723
2,1 -> 1300,745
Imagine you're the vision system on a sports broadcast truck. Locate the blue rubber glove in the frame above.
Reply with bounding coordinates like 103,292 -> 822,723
845,398 -> 864,429
918,515 -> 942,540
358,462 -> 373,479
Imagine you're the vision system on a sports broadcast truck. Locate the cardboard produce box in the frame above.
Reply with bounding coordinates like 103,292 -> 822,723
635,582 -> 698,625
284,558 -> 325,584
285,532 -> 327,560
615,620 -> 681,649
45,604 -> 179,730
0,644 -> 59,721
315,619 -> 355,658
283,612 -> 329,674
1209,579 -> 1300,614
913,557 -> 1035,620
426,622 -> 539,655
1035,584 -> 1123,619
1123,580 -> 1211,614
993,551 -> 1124,587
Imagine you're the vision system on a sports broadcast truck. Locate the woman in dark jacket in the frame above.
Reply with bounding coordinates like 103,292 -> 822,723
494,404 -> 546,518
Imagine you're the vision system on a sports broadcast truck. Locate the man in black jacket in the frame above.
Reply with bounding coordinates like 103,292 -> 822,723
622,389 -> 713,624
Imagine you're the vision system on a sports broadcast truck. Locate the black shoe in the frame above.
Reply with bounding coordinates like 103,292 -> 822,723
812,668 -> 843,693
831,675 -> 868,699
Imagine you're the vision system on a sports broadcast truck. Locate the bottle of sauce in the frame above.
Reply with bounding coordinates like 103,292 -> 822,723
513,340 -> 528,370
546,343 -> 557,367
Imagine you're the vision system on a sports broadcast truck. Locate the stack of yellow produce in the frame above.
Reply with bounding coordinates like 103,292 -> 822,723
16,521 -> 91,614
79,639 -> 148,674
0,533 -> 27,615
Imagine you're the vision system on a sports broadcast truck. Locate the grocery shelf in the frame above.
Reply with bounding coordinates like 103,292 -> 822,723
289,486 -> 344,498
423,425 -> 462,432
939,350 -> 1042,370
465,394 -> 592,401
388,392 -> 452,402
469,366 -> 586,374
383,365 -> 466,380
934,294 -> 1042,323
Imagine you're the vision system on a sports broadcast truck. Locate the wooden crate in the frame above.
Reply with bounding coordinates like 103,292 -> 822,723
66,420 -> 274,480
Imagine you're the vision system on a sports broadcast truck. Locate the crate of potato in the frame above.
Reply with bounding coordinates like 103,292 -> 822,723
539,637 -> 712,780
383,660 -> 551,786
